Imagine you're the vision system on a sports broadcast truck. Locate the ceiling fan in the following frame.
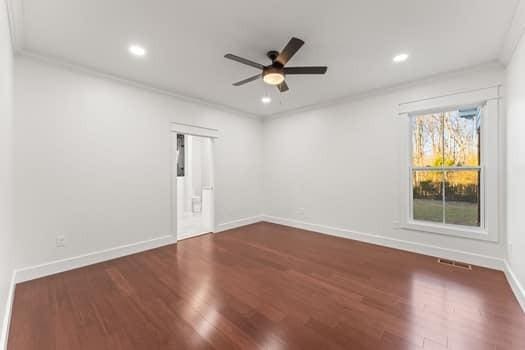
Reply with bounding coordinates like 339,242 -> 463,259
224,37 -> 327,92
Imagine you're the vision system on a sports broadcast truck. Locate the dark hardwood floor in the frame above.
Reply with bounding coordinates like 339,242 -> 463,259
8,222 -> 525,349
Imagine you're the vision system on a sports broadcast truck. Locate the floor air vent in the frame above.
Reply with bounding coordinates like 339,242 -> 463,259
437,258 -> 472,270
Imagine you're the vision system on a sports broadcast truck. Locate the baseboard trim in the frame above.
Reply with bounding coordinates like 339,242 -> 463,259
504,261 -> 525,312
14,234 -> 178,283
0,270 -> 16,350
261,215 -> 505,271
262,216 -> 525,311
14,214 -> 267,284
215,215 -> 263,233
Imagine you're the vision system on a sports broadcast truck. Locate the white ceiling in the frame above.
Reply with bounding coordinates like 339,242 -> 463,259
12,0 -> 519,116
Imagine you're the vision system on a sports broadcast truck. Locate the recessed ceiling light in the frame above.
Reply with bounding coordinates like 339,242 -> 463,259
129,44 -> 147,57
261,96 -> 272,104
393,53 -> 409,63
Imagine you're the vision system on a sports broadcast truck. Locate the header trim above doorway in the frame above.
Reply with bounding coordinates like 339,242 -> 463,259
171,122 -> 219,138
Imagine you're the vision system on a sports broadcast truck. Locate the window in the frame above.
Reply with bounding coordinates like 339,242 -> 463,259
410,107 -> 482,228
399,86 -> 500,241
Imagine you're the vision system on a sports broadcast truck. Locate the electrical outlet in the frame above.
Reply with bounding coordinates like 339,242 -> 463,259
56,235 -> 65,248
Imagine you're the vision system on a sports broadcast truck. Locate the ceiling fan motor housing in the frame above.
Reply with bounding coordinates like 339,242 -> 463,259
267,50 -> 280,62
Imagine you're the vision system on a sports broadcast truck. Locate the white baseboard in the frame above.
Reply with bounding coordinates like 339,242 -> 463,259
14,234 -> 177,283
262,215 -> 525,311
0,270 -> 16,350
261,215 -> 505,271
504,261 -> 525,312
215,215 -> 263,233
14,214 -> 267,284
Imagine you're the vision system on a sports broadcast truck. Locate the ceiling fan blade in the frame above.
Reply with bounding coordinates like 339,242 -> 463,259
277,81 -> 289,93
276,37 -> 304,65
224,54 -> 265,70
284,66 -> 328,75
232,74 -> 261,86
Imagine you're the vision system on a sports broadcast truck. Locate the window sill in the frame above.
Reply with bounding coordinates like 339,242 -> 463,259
400,220 -> 496,242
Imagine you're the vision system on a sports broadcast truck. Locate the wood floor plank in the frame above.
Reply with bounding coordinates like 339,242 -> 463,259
7,222 -> 525,349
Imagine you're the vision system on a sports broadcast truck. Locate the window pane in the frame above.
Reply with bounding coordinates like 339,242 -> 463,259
412,171 -> 443,223
444,109 -> 480,167
412,113 -> 444,167
445,170 -> 480,226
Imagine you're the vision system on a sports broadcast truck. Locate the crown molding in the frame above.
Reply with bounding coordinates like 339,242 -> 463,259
12,51 -> 503,123
500,0 -> 525,65
18,49 -> 261,119
7,2 -> 260,119
264,61 -> 504,120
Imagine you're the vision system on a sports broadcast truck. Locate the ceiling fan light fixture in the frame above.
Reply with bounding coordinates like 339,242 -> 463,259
263,68 -> 285,85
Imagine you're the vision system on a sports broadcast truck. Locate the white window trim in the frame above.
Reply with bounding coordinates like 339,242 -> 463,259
398,86 -> 500,242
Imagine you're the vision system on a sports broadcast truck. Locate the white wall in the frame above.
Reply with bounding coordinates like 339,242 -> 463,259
13,56 -> 264,268
505,31 -> 525,294
263,64 -> 506,263
10,56 -> 511,274
0,0 -> 14,343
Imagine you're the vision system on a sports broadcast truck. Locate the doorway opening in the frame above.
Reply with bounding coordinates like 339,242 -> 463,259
175,133 -> 214,240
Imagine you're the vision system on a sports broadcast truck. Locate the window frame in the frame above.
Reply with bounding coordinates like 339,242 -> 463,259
398,87 -> 500,242
408,107 -> 485,231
